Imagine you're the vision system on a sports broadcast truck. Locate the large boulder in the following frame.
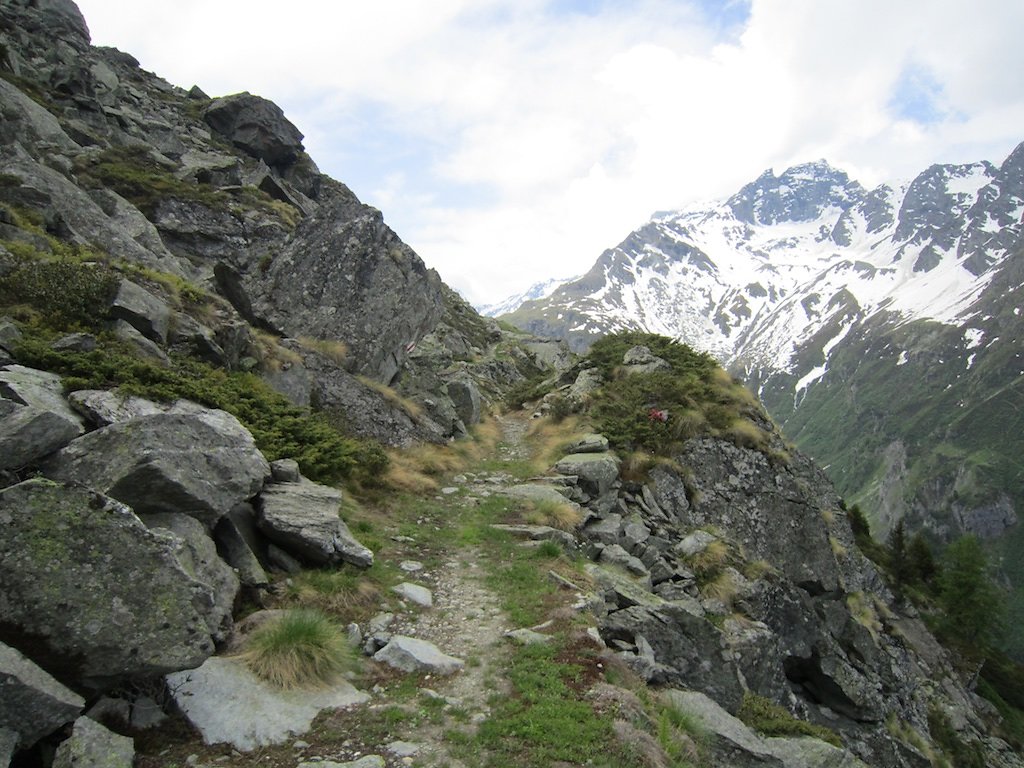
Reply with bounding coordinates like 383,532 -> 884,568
203,92 -> 304,169
108,279 -> 171,344
446,376 -> 481,427
0,479 -> 216,689
0,365 -> 85,432
257,478 -> 373,568
373,636 -> 464,675
166,657 -> 369,751
43,411 -> 270,528
0,398 -> 83,470
0,641 -> 84,753
553,452 -> 621,499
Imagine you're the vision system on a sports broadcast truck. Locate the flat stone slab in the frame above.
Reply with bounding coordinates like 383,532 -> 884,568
166,657 -> 369,751
52,717 -> 134,768
373,636 -> 464,675
392,582 -> 433,607
298,757 -> 385,768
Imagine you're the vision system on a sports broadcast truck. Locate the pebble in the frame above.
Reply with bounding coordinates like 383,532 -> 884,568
400,560 -> 424,572
441,486 -> 460,495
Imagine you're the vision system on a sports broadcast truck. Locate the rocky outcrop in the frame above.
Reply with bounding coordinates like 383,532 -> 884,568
203,92 -> 305,170
256,475 -> 373,568
43,410 -> 270,528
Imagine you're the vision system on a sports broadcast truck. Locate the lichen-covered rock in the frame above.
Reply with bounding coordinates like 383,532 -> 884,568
257,478 -> 373,568
446,376 -> 481,427
43,411 -> 270,528
0,641 -> 84,752
0,398 -> 83,469
52,717 -> 135,768
141,513 -> 240,643
0,365 -> 86,432
0,479 -> 216,689
108,279 -> 171,344
554,452 -> 620,499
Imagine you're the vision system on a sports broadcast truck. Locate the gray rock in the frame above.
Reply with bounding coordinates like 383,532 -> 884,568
51,332 -> 97,352
621,345 -> 671,375
565,433 -> 610,454
0,399 -> 83,470
446,376 -> 482,427
213,514 -> 269,589
0,641 -> 84,752
166,657 -> 369,751
598,543 -> 650,578
502,482 -> 576,506
554,452 -> 620,499
0,365 -> 85,431
0,479 -> 215,689
142,513 -> 240,643
373,636 -> 464,675
764,736 -> 868,767
52,717 -> 134,768
270,458 -> 301,483
67,389 -> 163,427
0,728 -> 16,768
663,690 -> 783,767
582,513 -> 624,545
504,628 -> 551,645
109,279 -> 171,344
568,367 -> 603,403
676,530 -> 718,557
203,92 -> 305,168
267,543 -> 303,573
0,317 -> 22,350
386,740 -> 422,757
43,411 -> 270,528
111,319 -> 170,365
489,524 -> 579,551
298,757 -> 385,768
257,478 -> 373,568
392,582 -> 433,608
585,563 -> 664,611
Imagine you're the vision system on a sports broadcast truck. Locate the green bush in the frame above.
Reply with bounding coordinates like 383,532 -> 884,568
241,608 -> 356,689
0,249 -> 119,328
584,332 -> 765,456
13,334 -> 387,486
737,692 -> 841,747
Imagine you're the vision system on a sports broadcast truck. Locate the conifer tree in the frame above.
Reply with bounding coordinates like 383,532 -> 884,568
936,535 -> 1004,656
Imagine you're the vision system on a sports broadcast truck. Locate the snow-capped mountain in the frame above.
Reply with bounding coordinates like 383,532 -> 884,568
504,143 -> 1024,643
476,274 -> 578,317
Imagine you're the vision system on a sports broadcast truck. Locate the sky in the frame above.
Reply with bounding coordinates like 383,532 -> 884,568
75,0 -> 1024,307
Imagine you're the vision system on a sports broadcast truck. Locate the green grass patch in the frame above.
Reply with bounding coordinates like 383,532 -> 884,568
451,641 -> 636,768
240,608 -> 357,689
737,692 -> 842,747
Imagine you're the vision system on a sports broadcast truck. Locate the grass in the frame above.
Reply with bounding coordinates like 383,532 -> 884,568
737,692 -> 841,747
356,375 -> 424,419
239,608 -> 357,689
285,566 -> 391,623
520,497 -> 583,531
449,640 -> 643,768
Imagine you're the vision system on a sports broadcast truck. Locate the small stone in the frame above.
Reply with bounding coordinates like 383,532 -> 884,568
400,560 -> 424,573
441,486 -> 460,495
386,740 -> 421,757
392,582 -> 433,608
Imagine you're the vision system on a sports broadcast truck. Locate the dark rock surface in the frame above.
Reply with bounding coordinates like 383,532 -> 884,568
43,411 -> 270,528
0,479 -> 216,689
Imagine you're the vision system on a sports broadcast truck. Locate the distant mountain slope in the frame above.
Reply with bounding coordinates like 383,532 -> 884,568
503,145 -> 1024,652
477,274 -> 577,317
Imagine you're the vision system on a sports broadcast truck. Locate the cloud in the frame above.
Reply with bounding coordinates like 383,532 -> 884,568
76,0 -> 1024,305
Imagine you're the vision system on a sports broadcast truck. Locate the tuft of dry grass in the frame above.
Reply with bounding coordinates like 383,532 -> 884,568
298,336 -> 349,365
239,608 -> 356,689
726,419 -> 771,452
254,330 -> 303,372
688,538 -> 731,581
521,498 -> 584,531
526,415 -> 590,471
286,568 -> 383,623
356,375 -> 424,419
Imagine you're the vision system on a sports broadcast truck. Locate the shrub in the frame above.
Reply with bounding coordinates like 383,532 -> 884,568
0,249 -> 119,328
240,608 -> 356,689
737,692 -> 841,747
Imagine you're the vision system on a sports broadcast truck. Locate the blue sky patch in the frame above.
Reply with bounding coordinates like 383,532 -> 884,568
888,63 -> 947,125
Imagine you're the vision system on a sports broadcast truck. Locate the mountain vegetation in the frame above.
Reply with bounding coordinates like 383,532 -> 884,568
0,2 -> 1022,767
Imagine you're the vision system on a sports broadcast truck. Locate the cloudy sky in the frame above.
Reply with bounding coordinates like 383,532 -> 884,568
76,0 -> 1024,307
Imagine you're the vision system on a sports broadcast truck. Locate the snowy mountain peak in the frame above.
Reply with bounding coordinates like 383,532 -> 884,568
726,160 -> 866,226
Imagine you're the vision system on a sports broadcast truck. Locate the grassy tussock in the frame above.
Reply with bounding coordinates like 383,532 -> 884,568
298,336 -> 349,365
688,538 -> 732,582
527,414 -> 588,470
738,692 -> 842,747
521,498 -> 584,531
254,330 -> 304,372
357,375 -> 424,419
847,591 -> 883,642
240,608 -> 356,689
286,568 -> 384,623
